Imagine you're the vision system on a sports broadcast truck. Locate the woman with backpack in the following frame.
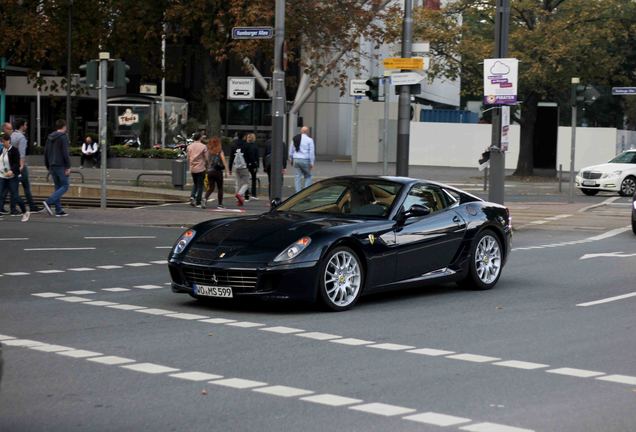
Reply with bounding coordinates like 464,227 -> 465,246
229,132 -> 251,206
203,136 -> 228,209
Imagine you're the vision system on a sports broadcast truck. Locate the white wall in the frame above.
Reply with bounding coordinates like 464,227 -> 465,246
556,127 -> 618,171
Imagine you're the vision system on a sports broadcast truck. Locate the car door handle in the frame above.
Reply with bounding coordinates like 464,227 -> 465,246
453,215 -> 466,227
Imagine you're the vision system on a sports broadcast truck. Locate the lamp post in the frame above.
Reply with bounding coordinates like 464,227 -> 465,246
66,0 -> 73,132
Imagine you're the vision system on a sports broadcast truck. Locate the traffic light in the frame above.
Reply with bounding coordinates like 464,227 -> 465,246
79,60 -> 98,88
0,69 -> 6,91
573,83 -> 600,106
113,60 -> 130,88
365,77 -> 380,102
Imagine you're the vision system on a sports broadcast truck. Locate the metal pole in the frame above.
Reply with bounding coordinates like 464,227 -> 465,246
396,0 -> 413,177
569,78 -> 579,203
37,72 -> 41,148
558,163 -> 562,193
351,97 -> 359,174
270,0 -> 286,203
66,1 -> 73,130
161,23 -> 166,148
488,0 -> 509,204
98,53 -> 109,209
484,167 -> 488,191
383,77 -> 389,175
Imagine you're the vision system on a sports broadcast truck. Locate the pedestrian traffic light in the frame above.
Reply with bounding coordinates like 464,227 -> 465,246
574,83 -> 600,106
78,60 -> 98,88
0,69 -> 6,91
365,77 -> 380,102
114,60 -> 130,89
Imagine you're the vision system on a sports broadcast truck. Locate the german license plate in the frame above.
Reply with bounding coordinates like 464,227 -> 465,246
195,284 -> 233,298
582,180 -> 597,186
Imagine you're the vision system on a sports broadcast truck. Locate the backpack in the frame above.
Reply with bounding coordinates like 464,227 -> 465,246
210,152 -> 224,171
233,148 -> 247,170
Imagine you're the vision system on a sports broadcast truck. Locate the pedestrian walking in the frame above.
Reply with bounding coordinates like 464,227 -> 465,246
0,122 -> 14,215
80,136 -> 99,168
42,119 -> 71,217
228,133 -> 251,206
263,138 -> 287,200
0,133 -> 30,222
204,136 -> 228,209
245,133 -> 259,200
9,119 -> 40,213
289,126 -> 315,192
187,132 -> 208,207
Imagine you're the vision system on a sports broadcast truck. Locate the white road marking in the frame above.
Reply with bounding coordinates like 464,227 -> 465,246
296,332 -> 342,341
349,402 -> 416,417
102,288 -> 130,292
199,318 -> 237,324
493,360 -> 549,370
169,372 -> 223,381
107,304 -> 146,311
588,226 -> 632,241
155,246 -> 172,249
407,348 -> 455,356
578,196 -> 620,213
446,353 -> 501,363
32,292 -> 65,298
300,394 -> 363,407
68,267 -> 94,272
166,313 -> 210,320
460,422 -> 534,432
330,338 -> 375,346
84,236 -> 157,239
88,356 -> 136,365
580,252 -> 636,260
121,363 -> 180,374
36,270 -> 65,274
546,368 -> 605,378
135,308 -> 175,315
96,265 -> 123,269
226,321 -> 265,328
529,220 -> 547,225
576,291 -> 636,307
0,335 -> 16,341
545,214 -> 572,221
125,263 -> 152,267
259,326 -> 304,334
56,296 -> 91,303
84,301 -> 119,307
134,284 -> 163,290
368,343 -> 415,351
513,225 -> 631,252
25,247 -> 96,251
404,412 -> 471,427
253,385 -> 314,398
210,378 -> 268,389
596,374 -> 636,385
3,272 -> 29,276
56,349 -> 102,358
2,339 -> 46,347
150,260 -> 168,264
67,290 -> 96,295
0,237 -> 28,241
30,344 -> 74,353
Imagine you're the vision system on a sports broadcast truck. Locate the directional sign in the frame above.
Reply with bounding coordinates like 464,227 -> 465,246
612,87 -> 636,95
383,57 -> 424,70
390,72 -> 424,86
231,27 -> 274,40
349,79 -> 369,97
227,77 -> 255,100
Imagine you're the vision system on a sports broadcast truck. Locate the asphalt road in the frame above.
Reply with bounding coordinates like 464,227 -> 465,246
1,201 -> 635,432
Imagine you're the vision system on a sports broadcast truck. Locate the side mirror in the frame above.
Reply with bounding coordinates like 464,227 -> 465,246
270,198 -> 282,210
404,204 -> 431,219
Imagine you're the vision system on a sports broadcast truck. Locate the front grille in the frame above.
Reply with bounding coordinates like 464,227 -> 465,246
582,171 -> 602,179
183,266 -> 258,291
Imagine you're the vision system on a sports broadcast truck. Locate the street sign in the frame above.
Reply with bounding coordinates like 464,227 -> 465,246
227,77 -> 255,100
483,58 -> 518,105
390,72 -> 424,86
139,84 -> 157,95
350,79 -> 369,97
383,57 -> 424,70
612,87 -> 636,95
232,27 -> 274,39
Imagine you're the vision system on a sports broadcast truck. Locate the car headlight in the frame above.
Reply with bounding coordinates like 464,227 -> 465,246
173,229 -> 196,254
274,237 -> 311,262
601,170 -> 622,178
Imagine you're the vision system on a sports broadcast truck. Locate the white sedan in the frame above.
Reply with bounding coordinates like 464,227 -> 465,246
575,150 -> 636,196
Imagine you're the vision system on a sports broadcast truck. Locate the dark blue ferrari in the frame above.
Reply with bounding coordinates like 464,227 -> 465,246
169,176 -> 512,311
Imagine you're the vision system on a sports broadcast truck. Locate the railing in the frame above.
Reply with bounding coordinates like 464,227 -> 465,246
46,169 -> 85,184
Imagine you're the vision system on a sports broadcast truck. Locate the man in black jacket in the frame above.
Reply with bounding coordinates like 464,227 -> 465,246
0,133 -> 29,221
42,119 -> 71,217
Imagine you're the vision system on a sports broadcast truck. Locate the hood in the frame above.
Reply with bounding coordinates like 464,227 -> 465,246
47,131 -> 66,141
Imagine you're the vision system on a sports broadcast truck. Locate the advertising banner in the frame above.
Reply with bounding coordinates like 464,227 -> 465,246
483,58 -> 518,105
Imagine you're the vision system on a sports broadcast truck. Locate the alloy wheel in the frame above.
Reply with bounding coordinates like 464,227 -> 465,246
474,234 -> 502,285
324,250 -> 361,308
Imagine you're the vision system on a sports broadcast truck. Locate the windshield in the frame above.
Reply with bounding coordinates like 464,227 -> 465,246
276,179 -> 403,218
609,152 -> 636,164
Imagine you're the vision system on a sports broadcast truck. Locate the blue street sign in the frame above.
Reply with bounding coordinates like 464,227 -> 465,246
232,27 -> 274,40
612,87 -> 636,95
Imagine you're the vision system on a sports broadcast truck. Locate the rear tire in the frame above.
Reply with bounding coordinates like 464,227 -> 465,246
317,246 -> 364,311
459,230 -> 503,291
581,188 -> 599,196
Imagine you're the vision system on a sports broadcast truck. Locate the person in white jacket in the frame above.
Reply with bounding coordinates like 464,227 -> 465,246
80,136 -> 99,168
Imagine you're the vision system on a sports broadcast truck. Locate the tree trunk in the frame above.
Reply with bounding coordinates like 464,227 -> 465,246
514,92 -> 539,176
203,54 -> 224,136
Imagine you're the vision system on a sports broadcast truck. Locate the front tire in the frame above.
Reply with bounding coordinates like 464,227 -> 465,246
581,188 -> 599,196
459,230 -> 503,290
318,246 -> 364,311
619,176 -> 636,197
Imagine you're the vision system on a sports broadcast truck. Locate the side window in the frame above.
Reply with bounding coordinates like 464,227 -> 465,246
403,184 -> 447,213
631,153 -> 636,164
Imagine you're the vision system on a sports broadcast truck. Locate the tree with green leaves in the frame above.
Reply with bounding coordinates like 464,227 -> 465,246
406,0 -> 636,175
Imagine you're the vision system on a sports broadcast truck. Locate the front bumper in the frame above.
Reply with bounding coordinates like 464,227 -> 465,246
169,258 -> 321,302
575,175 -> 621,192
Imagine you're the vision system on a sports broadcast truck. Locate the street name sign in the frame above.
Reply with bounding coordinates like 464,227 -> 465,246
227,77 -> 255,100
383,57 -> 424,70
350,79 -> 369,97
390,72 -> 424,86
612,87 -> 636,95
232,27 -> 274,39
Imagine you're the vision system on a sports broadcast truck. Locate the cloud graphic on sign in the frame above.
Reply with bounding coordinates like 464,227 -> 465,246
490,61 -> 510,76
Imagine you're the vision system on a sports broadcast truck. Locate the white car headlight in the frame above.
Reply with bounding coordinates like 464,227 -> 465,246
173,229 -> 196,254
274,237 -> 311,262
601,170 -> 622,179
